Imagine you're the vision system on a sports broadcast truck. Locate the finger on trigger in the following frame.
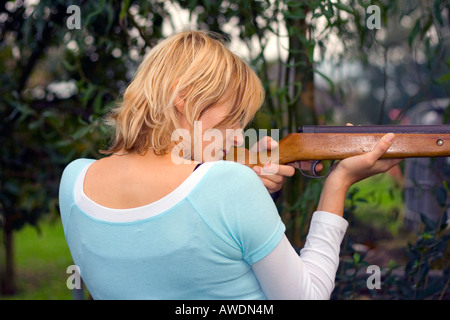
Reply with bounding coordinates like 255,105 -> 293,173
261,162 -> 279,175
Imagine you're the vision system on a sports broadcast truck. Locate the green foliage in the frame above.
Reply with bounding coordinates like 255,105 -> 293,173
333,173 -> 449,300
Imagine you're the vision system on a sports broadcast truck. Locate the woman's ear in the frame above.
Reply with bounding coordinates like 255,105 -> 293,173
174,94 -> 185,114
173,80 -> 185,114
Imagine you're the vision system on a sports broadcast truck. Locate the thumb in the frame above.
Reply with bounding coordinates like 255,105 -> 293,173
368,133 -> 395,162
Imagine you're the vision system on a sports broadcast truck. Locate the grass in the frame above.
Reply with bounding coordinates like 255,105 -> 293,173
347,171 -> 405,235
342,171 -> 415,270
3,216 -> 76,300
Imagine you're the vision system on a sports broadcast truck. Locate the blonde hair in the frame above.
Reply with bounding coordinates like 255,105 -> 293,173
102,30 -> 265,155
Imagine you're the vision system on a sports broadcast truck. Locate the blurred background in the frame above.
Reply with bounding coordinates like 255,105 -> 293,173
0,0 -> 449,299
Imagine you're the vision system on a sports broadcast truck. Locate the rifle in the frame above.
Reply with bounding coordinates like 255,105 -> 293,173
223,124 -> 450,177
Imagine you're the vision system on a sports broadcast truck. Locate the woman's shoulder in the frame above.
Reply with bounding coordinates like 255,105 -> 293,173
65,158 -> 96,169
62,158 -> 96,178
205,160 -> 259,180
59,158 -> 96,225
198,160 -> 265,193
60,158 -> 96,191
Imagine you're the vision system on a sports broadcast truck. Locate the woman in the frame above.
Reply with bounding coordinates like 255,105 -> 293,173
59,30 -> 401,299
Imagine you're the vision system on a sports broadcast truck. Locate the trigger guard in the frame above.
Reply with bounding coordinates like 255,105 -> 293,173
298,160 -> 335,179
311,160 -> 321,177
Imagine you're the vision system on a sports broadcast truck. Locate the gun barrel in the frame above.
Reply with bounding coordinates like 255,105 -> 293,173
279,131 -> 450,163
299,124 -> 450,134
225,125 -> 450,168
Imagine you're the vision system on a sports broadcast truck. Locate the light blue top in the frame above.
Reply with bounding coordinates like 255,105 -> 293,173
59,159 -> 285,299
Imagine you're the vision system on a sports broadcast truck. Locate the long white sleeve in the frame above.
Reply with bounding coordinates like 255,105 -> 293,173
251,211 -> 348,300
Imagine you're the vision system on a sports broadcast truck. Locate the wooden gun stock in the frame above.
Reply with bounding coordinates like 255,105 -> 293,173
224,125 -> 450,167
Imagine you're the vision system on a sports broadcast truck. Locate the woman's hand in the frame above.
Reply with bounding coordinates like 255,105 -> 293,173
331,133 -> 402,188
251,136 -> 325,193
251,136 -> 295,194
317,133 -> 402,216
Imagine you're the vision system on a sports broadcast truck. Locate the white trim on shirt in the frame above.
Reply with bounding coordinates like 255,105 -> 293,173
74,161 -> 217,222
